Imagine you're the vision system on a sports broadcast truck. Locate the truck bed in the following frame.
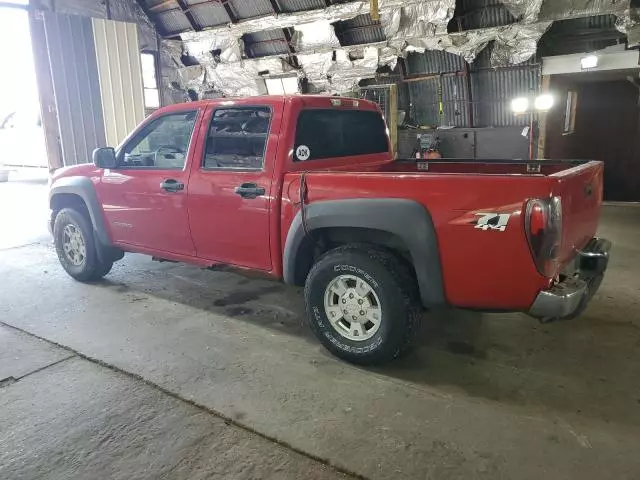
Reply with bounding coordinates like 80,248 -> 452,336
381,158 -> 588,176
282,159 -> 604,310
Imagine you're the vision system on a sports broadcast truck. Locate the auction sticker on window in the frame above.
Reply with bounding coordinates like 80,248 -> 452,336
296,145 -> 310,161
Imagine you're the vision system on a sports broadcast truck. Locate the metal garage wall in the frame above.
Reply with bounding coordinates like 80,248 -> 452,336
92,18 -> 145,147
405,49 -> 541,128
43,12 -> 106,166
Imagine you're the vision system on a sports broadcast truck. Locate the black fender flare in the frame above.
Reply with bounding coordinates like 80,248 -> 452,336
49,176 -> 112,247
283,198 -> 445,307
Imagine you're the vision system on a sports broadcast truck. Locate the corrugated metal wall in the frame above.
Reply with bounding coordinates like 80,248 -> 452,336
43,12 -> 106,166
456,0 -> 516,30
92,18 -> 146,147
244,29 -> 291,58
334,14 -> 386,46
472,67 -> 540,127
228,0 -> 274,20
406,50 -> 465,75
407,76 -> 470,127
185,0 -> 230,29
278,0 -> 326,12
405,49 -> 540,128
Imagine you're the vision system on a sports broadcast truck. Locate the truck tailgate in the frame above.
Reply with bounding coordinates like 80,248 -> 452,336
551,161 -> 603,266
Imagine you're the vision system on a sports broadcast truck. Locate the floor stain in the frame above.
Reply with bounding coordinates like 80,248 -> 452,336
225,306 -> 255,317
447,341 -> 484,358
213,285 -> 284,307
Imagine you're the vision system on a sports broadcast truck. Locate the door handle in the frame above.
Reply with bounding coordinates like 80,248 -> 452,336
160,178 -> 184,192
235,183 -> 265,199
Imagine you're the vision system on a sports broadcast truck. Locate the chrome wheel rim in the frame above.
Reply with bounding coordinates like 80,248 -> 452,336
323,274 -> 382,341
62,224 -> 86,266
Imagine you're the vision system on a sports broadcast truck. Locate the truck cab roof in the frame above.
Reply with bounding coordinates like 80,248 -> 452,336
155,95 -> 381,114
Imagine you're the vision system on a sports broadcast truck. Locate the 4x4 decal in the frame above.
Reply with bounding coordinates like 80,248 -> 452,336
474,212 -> 511,232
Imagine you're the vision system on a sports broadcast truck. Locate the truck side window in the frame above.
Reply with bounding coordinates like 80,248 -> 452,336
120,111 -> 197,169
203,107 -> 271,170
294,109 -> 388,161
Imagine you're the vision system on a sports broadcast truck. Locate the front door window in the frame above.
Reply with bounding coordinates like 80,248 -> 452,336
120,111 -> 197,169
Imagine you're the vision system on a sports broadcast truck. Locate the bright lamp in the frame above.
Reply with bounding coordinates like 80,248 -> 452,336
511,97 -> 529,114
534,94 -> 554,111
581,55 -> 598,70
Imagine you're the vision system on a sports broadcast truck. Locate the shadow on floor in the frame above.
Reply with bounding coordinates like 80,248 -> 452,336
70,204 -> 640,429
91,245 -> 640,430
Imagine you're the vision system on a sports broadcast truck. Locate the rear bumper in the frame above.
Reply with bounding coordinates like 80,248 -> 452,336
528,237 -> 611,320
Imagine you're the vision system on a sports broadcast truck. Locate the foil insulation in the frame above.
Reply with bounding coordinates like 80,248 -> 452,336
181,31 -> 243,64
501,0 -> 630,23
329,48 -> 383,93
383,2 -> 454,41
292,21 -> 341,53
616,9 -> 640,46
175,0 -> 458,94
217,0 -> 454,36
402,22 -> 550,65
296,52 -> 335,92
172,0 -> 633,96
537,0 -> 629,22
203,58 -> 294,97
500,0 -> 545,23
159,39 -> 189,104
297,47 -> 397,93
489,22 -> 552,66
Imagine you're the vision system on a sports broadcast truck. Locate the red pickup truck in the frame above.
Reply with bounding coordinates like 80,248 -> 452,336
49,95 -> 611,364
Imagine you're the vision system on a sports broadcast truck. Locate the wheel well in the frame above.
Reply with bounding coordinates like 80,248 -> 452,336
50,193 -> 91,229
291,227 -> 416,286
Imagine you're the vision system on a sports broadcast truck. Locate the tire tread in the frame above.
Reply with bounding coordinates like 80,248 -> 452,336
53,208 -> 112,282
305,244 -> 422,364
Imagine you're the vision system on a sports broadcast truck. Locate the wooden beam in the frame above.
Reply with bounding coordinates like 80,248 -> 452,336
389,83 -> 398,157
401,71 -> 464,83
370,0 -> 379,21
537,75 -> 551,159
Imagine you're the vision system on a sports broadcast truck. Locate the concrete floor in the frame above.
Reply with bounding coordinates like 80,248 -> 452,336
1,175 -> 640,479
0,167 -> 49,249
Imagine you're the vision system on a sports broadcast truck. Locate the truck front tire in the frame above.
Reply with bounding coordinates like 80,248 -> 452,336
304,245 -> 422,365
53,208 -> 113,282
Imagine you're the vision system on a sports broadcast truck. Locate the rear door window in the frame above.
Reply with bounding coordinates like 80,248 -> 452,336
294,109 -> 388,161
203,107 -> 271,170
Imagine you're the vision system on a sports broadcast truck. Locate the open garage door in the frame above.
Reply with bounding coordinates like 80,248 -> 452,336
32,11 -> 145,169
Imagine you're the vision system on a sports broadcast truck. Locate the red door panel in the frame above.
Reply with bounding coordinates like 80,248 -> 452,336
96,108 -> 204,256
188,170 -> 272,269
100,168 -> 195,255
187,101 -> 284,271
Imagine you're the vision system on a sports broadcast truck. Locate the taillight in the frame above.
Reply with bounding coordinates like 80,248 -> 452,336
524,197 -> 562,277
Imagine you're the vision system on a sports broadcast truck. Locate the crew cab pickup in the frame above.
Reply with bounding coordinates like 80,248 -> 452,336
49,95 -> 611,364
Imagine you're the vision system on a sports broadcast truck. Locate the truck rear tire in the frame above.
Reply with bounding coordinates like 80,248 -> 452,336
304,245 -> 422,365
53,208 -> 113,282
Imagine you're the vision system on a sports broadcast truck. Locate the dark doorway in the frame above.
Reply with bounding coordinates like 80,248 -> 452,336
545,75 -> 640,201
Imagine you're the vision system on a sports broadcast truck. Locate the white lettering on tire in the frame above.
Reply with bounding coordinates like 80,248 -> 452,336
332,264 -> 379,288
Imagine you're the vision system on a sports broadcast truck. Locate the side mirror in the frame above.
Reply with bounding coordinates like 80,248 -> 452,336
93,147 -> 117,168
